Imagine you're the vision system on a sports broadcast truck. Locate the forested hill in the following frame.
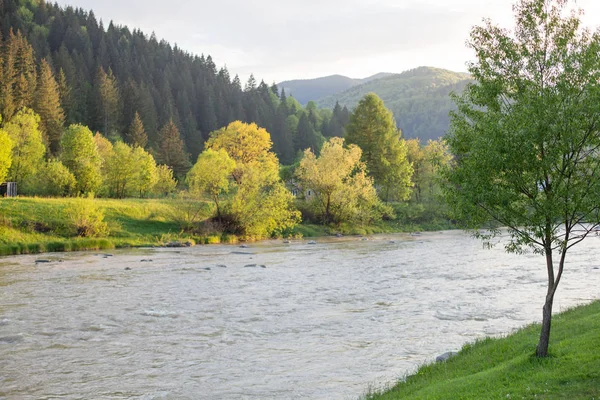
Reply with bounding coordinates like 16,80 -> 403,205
316,67 -> 472,142
0,0 -> 346,167
277,72 -> 394,105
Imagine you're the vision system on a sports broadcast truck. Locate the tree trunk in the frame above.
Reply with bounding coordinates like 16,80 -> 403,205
536,293 -> 553,357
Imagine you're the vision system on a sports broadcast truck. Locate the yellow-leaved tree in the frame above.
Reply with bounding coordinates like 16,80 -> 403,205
296,137 -> 384,225
188,121 -> 300,238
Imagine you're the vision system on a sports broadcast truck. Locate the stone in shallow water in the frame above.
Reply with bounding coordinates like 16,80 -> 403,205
436,351 -> 458,362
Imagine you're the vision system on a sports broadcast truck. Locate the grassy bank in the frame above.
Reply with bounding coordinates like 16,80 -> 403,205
365,300 -> 600,400
0,197 -> 453,256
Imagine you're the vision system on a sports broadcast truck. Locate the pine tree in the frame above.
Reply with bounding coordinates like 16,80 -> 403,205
94,65 -> 119,136
126,111 -> 148,149
294,113 -> 319,155
156,119 -> 190,177
12,30 -> 37,112
34,58 -> 65,155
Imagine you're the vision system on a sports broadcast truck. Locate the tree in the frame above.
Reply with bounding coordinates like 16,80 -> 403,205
34,58 -> 65,155
4,108 -> 46,189
296,137 -> 381,224
34,159 -> 76,196
443,0 -> 600,358
0,127 -> 13,183
131,146 -> 158,198
294,113 -> 319,155
127,111 -> 148,148
205,121 -> 300,237
153,164 -> 177,197
345,93 -> 413,201
104,141 -> 136,198
156,119 -> 190,177
94,66 -> 119,136
61,124 -> 102,194
187,148 -> 236,220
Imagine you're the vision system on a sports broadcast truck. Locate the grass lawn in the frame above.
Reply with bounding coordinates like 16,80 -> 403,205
365,301 -> 600,400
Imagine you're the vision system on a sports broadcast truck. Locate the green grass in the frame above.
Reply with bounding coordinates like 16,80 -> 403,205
0,197 -> 456,255
365,301 -> 600,400
0,197 -> 212,255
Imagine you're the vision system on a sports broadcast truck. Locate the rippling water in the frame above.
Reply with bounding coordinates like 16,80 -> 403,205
1,231 -> 600,399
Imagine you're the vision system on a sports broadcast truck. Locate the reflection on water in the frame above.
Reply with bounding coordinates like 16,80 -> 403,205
1,231 -> 600,399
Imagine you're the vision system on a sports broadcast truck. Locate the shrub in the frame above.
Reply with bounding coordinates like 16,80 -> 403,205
68,196 -> 109,237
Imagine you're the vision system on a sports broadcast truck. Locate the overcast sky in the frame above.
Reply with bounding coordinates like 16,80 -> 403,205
53,0 -> 600,83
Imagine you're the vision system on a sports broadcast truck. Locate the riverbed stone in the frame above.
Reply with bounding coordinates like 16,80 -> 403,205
166,241 -> 193,248
35,259 -> 51,263
436,351 -> 458,362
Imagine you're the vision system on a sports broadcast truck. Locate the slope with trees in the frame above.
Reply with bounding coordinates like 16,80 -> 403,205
316,67 -> 471,142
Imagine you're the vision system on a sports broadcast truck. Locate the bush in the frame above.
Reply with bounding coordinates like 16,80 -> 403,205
68,196 -> 109,237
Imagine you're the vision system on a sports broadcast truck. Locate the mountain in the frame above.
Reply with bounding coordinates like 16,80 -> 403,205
316,67 -> 472,142
277,72 -> 394,105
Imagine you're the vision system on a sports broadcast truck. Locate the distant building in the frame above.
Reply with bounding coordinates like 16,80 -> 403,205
0,182 -> 17,197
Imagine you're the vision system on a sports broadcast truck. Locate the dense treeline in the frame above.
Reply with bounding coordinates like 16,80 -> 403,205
0,0 -> 351,168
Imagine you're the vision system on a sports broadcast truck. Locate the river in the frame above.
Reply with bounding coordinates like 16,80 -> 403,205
1,231 -> 600,399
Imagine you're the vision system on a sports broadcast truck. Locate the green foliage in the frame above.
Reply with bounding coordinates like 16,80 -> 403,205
103,141 -> 136,198
443,0 -> 600,357
153,165 -> 177,197
317,67 -> 471,143
67,196 -> 109,237
156,119 -> 191,177
4,107 -> 46,189
297,137 -> 381,225
187,148 -> 236,218
346,93 -> 413,201
0,128 -> 13,183
33,159 -> 76,196
406,138 -> 452,204
34,58 -> 64,155
205,121 -> 300,238
61,124 -> 102,195
131,146 -> 158,198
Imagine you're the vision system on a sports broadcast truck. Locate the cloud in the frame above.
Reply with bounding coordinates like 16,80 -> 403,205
53,0 -> 600,82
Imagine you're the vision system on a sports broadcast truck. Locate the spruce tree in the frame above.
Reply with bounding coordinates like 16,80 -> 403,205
127,111 -> 148,149
34,58 -> 65,155
156,119 -> 190,177
94,65 -> 119,136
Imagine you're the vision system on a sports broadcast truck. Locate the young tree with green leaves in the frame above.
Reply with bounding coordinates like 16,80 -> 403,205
0,127 -> 13,183
296,137 -> 381,224
61,124 -> 102,195
187,148 -> 235,220
4,108 -> 46,189
345,93 -> 413,201
131,146 -> 158,198
443,0 -> 600,358
153,164 -> 177,197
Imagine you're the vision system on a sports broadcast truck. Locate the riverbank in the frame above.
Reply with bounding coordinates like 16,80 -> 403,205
0,197 -> 453,256
364,300 -> 600,399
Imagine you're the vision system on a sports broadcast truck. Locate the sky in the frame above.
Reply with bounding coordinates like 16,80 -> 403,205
53,0 -> 600,84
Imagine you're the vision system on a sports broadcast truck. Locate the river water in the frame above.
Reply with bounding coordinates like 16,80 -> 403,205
1,231 -> 600,399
